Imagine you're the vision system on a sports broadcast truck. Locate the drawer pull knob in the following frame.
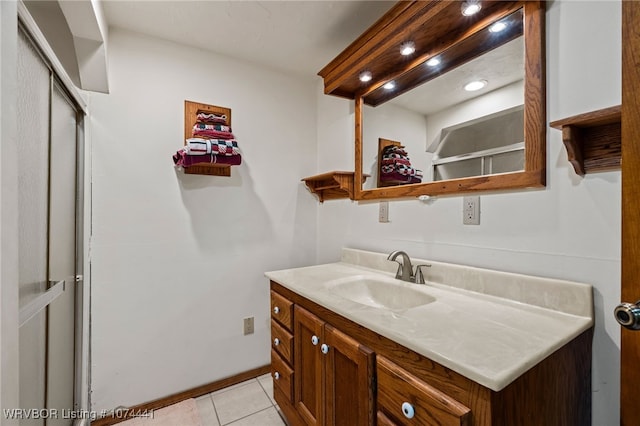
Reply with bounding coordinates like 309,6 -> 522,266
402,402 -> 415,419
311,335 -> 319,345
273,338 -> 280,346
321,343 -> 329,354
274,372 -> 280,380
273,306 -> 280,314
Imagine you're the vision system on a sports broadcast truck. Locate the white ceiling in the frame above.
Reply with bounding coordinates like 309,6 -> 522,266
102,1 -> 524,115
101,0 -> 396,79
390,36 -> 524,116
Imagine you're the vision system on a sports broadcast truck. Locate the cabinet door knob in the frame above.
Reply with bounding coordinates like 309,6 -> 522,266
321,343 -> 329,354
273,338 -> 280,346
402,402 -> 415,419
311,335 -> 319,345
274,372 -> 280,380
273,306 -> 280,314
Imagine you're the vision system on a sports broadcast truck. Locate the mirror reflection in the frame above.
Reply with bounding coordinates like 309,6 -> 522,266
362,9 -> 525,190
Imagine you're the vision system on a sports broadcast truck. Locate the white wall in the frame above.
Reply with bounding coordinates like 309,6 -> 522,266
88,28 -> 318,411
316,2 -> 621,425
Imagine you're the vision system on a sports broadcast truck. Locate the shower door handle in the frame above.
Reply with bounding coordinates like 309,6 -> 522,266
19,280 -> 65,327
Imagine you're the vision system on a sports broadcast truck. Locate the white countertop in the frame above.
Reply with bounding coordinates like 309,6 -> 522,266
265,248 -> 593,392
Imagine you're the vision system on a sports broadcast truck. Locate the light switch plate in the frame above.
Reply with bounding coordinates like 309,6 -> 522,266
243,317 -> 254,335
379,201 -> 389,223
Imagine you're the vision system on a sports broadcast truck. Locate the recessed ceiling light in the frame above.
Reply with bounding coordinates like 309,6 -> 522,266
400,41 -> 416,56
426,57 -> 441,67
464,80 -> 487,91
461,1 -> 482,16
383,81 -> 396,90
489,21 -> 507,33
359,71 -> 372,82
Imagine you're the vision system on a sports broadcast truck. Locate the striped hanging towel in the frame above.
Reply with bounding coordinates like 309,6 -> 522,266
185,138 -> 240,156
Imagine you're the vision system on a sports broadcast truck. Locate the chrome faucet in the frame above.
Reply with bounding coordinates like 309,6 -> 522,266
388,250 -> 413,281
387,250 -> 431,284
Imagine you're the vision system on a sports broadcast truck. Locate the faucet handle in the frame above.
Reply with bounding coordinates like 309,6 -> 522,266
414,264 -> 432,284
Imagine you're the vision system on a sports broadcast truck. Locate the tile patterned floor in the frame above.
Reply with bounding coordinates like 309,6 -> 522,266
195,374 -> 286,426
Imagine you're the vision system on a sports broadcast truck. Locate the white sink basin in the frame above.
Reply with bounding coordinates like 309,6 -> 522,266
325,275 -> 436,310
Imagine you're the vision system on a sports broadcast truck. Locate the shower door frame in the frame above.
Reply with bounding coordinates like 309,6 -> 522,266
15,3 -> 90,422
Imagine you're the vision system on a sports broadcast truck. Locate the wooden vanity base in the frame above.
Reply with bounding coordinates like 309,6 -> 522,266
270,280 -> 592,426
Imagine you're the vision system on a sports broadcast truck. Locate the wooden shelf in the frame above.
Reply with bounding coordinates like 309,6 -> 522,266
302,171 -> 368,202
550,105 -> 621,176
183,100 -> 233,177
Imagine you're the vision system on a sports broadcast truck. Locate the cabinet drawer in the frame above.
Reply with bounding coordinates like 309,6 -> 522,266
271,350 -> 294,404
271,290 -> 293,331
271,319 -> 293,363
377,411 -> 399,426
377,356 -> 471,426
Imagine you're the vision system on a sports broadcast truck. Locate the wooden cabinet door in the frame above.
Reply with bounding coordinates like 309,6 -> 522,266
324,324 -> 375,426
294,305 -> 325,425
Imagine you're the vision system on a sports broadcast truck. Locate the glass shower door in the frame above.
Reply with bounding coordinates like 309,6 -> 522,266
17,27 -> 52,426
17,26 -> 81,426
46,81 -> 79,426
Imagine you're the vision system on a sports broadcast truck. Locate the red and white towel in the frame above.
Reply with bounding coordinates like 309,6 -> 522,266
173,148 -> 242,167
196,112 -> 227,124
185,138 -> 240,156
380,144 -> 422,182
192,129 -> 235,140
193,123 -> 232,132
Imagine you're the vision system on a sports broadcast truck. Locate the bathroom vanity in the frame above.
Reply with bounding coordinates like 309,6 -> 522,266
266,249 -> 593,425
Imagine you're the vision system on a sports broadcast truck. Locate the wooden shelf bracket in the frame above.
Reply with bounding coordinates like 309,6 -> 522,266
550,105 -> 621,176
302,171 -> 369,202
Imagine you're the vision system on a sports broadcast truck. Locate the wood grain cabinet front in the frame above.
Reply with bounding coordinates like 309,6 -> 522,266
271,349 -> 294,403
269,280 -> 592,426
271,290 -> 294,330
294,305 -> 375,426
270,290 -> 296,410
271,320 -> 293,364
324,323 -> 375,426
376,356 -> 471,426
294,305 -> 325,425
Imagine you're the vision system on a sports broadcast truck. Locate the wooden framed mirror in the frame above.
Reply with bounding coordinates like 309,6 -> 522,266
319,1 -> 546,200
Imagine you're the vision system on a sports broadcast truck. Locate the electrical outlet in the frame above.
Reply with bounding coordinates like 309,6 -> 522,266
243,317 -> 254,335
379,201 -> 389,223
463,196 -> 480,225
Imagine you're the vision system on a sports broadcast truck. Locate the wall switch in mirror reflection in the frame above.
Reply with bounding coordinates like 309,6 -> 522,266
463,196 -> 480,225
379,201 -> 389,223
